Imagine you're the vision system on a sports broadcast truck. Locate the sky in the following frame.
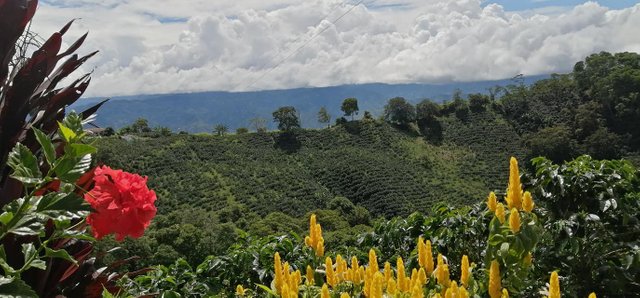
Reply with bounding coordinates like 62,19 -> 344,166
31,0 -> 640,97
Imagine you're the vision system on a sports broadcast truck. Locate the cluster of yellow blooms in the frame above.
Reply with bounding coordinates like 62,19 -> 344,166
234,157 -> 600,297
274,252 -> 303,298
304,214 -> 325,257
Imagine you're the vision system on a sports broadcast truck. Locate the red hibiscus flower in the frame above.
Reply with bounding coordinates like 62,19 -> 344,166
83,166 -> 157,241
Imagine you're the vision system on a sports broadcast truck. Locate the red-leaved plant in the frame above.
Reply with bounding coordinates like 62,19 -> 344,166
0,1 -> 156,297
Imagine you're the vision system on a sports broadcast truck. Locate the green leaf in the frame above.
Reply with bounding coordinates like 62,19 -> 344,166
101,288 -> 115,298
54,154 -> 92,182
21,244 -> 37,266
32,128 -> 56,166
29,260 -> 46,271
0,247 -> 16,275
7,144 -> 42,186
68,144 -> 97,157
0,277 -> 38,297
36,192 -> 91,213
57,122 -> 77,143
256,284 -> 276,296
0,212 -> 13,226
0,277 -> 13,287
44,247 -> 76,264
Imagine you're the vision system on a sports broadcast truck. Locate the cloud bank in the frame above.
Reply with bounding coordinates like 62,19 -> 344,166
32,0 -> 640,96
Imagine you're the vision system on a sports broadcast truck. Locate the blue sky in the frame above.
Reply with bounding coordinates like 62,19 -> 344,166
486,0 -> 639,10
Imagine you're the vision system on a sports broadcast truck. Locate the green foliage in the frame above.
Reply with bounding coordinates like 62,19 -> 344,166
236,127 -> 249,134
341,98 -> 359,120
273,106 -> 301,132
317,107 -> 331,127
528,156 -> 640,296
119,118 -> 152,134
214,124 -> 229,136
383,97 -> 416,127
526,125 -> 576,163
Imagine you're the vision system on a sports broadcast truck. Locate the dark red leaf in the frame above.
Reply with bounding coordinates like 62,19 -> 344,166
59,244 -> 93,282
20,0 -> 38,27
57,32 -> 88,58
80,98 -> 109,121
59,19 -> 76,35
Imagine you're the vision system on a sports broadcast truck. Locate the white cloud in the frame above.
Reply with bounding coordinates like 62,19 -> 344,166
28,0 -> 640,96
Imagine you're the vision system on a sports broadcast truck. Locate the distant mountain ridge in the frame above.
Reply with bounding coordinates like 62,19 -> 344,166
74,76 -> 546,132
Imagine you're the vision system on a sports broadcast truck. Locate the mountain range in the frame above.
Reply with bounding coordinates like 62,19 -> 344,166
74,76 -> 546,132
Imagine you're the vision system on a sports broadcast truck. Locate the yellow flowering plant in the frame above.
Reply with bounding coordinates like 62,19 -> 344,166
484,157 -> 542,295
235,158 -> 585,297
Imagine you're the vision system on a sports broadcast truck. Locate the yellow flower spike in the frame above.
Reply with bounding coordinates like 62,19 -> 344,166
436,264 -> 450,287
444,288 -> 453,298
506,157 -> 523,209
523,252 -> 533,266
411,282 -> 424,298
387,278 -> 398,295
425,240 -> 434,275
495,203 -> 506,224
281,283 -> 291,298
418,267 -> 427,286
410,268 -> 419,289
459,286 -> 470,298
321,284 -> 330,298
384,261 -> 392,282
509,208 -> 521,233
397,257 -> 409,292
460,255 -> 470,287
432,294 -> 442,298
316,238 -> 325,257
351,256 -> 359,271
548,271 -> 561,298
357,266 -> 365,285
290,270 -> 301,295
487,192 -> 498,212
235,285 -> 246,296
274,253 -> 283,294
306,265 -> 314,285
335,255 -> 345,282
372,271 -> 385,298
450,280 -> 459,290
368,249 -> 379,272
418,236 -> 426,269
340,293 -> 350,298
588,293 -> 596,298
488,260 -> 502,298
501,288 -> 509,298
325,257 -> 336,287
523,191 -> 534,212
283,262 -> 291,285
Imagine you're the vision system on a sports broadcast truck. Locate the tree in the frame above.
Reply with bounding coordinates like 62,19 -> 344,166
132,118 -> 152,133
119,118 -> 151,134
214,124 -> 228,136
468,93 -> 491,112
341,98 -> 359,121
526,125 -> 576,163
272,106 -> 300,132
383,97 -> 416,126
236,127 -> 249,134
318,107 -> 331,128
249,117 -> 268,133
416,100 -> 443,144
